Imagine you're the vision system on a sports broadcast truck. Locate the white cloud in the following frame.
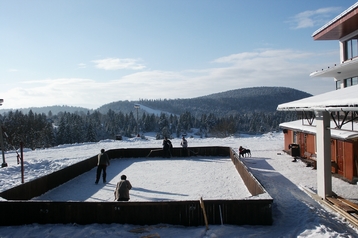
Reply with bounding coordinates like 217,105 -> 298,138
289,7 -> 342,29
1,49 -> 337,109
92,58 -> 146,70
8,69 -> 18,72
78,63 -> 86,69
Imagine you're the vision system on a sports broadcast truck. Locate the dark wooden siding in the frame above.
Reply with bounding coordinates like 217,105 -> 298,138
306,134 -> 315,154
0,146 -> 272,226
0,199 -> 272,226
344,142 -> 354,181
282,129 -> 357,183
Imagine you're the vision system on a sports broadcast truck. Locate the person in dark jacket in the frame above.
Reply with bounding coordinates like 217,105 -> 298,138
95,149 -> 110,184
180,136 -> 188,156
114,175 -> 132,201
162,136 -> 172,158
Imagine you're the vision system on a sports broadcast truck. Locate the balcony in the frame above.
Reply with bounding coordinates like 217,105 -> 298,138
310,57 -> 358,80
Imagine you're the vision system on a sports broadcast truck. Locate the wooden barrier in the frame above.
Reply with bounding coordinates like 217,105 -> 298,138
230,149 -> 265,196
0,146 -> 272,226
0,199 -> 272,226
0,155 -> 98,200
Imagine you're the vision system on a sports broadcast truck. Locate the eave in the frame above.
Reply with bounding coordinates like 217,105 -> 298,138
312,2 -> 358,40
310,58 -> 358,79
277,85 -> 358,112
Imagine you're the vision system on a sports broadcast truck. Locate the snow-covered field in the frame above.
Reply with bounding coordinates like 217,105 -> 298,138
32,156 -> 252,202
1,132 -> 358,237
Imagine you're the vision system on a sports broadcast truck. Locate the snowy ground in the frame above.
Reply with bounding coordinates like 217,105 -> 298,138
1,132 -> 358,237
33,156 -> 252,202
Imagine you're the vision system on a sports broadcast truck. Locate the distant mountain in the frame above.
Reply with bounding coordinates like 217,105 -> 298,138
0,87 -> 311,117
0,105 -> 92,115
97,86 -> 312,117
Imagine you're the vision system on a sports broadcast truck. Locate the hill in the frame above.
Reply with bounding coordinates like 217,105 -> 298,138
0,87 -> 311,117
0,105 -> 91,115
97,86 -> 311,116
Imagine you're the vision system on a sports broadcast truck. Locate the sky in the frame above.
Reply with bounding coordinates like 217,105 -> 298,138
0,0 -> 357,110
1,132 -> 358,237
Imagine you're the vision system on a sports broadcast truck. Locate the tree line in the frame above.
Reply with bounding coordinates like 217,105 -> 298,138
0,109 -> 297,150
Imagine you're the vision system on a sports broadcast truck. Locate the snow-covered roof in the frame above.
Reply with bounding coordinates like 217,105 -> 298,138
312,2 -> 358,40
280,119 -> 358,140
277,85 -> 358,112
310,58 -> 358,79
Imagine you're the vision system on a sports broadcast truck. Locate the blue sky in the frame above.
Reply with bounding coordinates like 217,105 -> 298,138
0,0 -> 356,109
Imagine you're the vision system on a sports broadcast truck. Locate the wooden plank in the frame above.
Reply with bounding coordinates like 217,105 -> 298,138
302,187 -> 358,228
199,197 -> 209,230
326,197 -> 356,212
336,196 -> 358,211
324,201 -> 358,228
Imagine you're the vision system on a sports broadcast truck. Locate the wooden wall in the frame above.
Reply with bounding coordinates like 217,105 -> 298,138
0,199 -> 272,226
282,130 -> 358,182
0,146 -> 273,226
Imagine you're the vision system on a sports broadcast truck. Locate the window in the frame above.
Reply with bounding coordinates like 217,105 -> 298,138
353,77 -> 358,86
344,36 -> 358,60
336,81 -> 341,90
343,76 -> 358,88
345,78 -> 352,87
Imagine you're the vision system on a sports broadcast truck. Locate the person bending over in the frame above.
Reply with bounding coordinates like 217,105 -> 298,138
114,175 -> 132,201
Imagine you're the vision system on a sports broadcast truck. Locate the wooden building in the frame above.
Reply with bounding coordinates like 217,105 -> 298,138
280,119 -> 358,182
278,2 -> 358,197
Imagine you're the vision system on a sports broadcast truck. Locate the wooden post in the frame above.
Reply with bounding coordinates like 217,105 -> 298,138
0,125 -> 7,167
199,197 -> 209,230
20,141 -> 24,183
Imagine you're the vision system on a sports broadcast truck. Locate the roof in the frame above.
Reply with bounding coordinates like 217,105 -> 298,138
312,2 -> 358,40
277,85 -> 358,112
280,120 -> 358,140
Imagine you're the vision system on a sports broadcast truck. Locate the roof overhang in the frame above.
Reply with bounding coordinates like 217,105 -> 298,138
312,2 -> 358,40
277,85 -> 358,112
280,120 -> 358,140
310,58 -> 358,79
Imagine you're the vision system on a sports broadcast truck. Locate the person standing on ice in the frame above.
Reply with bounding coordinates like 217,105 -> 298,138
180,136 -> 188,156
95,149 -> 110,184
162,136 -> 172,158
114,175 -> 132,201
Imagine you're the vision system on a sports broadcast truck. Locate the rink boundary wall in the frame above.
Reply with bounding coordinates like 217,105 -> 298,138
0,146 -> 273,226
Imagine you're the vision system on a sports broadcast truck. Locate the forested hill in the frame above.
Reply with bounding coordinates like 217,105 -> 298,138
0,87 -> 311,148
0,87 -> 311,117
98,87 -> 311,116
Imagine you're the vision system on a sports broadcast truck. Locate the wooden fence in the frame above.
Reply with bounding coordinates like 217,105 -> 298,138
0,146 -> 272,226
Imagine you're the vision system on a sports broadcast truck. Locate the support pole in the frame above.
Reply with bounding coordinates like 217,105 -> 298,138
0,125 -> 7,167
315,110 -> 332,198
20,141 -> 24,183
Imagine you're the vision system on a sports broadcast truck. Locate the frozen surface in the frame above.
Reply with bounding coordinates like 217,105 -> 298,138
33,156 -> 252,201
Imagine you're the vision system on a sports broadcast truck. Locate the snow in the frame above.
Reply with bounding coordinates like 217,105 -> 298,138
1,132 -> 358,237
280,119 -> 358,140
277,84 -> 358,110
33,156 -> 252,202
137,104 -> 175,116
